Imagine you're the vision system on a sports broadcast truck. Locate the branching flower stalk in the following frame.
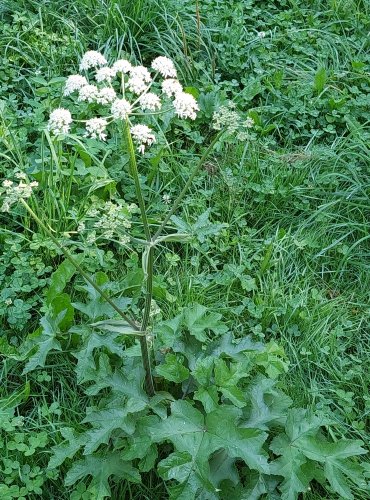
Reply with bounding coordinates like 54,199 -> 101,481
2,51 -> 228,396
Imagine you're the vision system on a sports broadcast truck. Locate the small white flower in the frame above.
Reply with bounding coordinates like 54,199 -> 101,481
130,124 -> 156,154
95,67 -> 115,83
257,31 -> 266,38
112,59 -> 132,74
77,221 -> 86,232
15,172 -> 27,180
5,298 -> 12,306
127,76 -> 148,95
85,118 -> 108,140
139,92 -> 162,111
162,193 -> 171,204
173,92 -> 199,120
244,117 -> 255,129
48,108 -> 73,134
162,78 -> 183,98
2,180 -> 14,188
130,65 -> 152,83
96,87 -> 117,104
119,235 -> 130,246
152,56 -> 177,78
78,84 -> 99,103
64,75 -> 88,96
79,50 -> 107,71
111,99 -> 132,119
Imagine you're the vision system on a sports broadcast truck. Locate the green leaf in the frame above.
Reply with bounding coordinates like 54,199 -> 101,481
91,319 -> 144,336
253,341 -> 289,379
171,209 -> 227,243
156,353 -> 190,383
313,67 -> 327,93
270,434 -> 311,500
244,376 -> 292,430
149,400 -> 268,498
82,398 -> 147,454
65,453 -> 140,499
270,409 -> 366,500
158,451 -> 194,482
48,428 -> 88,469
156,233 -> 192,244
214,358 -> 249,407
297,437 -> 367,499
50,293 -> 74,330
22,313 -> 63,374
46,255 -> 83,305
72,272 -> 131,320
194,386 -> 219,413
156,314 -> 183,348
183,303 -> 228,342
70,326 -> 125,383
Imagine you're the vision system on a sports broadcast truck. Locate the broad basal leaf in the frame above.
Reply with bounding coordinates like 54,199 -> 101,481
46,255 -> 83,305
149,400 -> 268,499
70,325 -> 125,383
82,397 -> 147,454
183,303 -> 228,342
48,427 -> 88,469
297,436 -> 367,500
243,375 -> 292,430
270,409 -> 366,500
155,353 -> 190,383
22,312 -> 63,374
65,452 -> 140,499
270,434 -> 311,500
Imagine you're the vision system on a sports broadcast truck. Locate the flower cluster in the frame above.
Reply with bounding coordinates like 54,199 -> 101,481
48,108 -> 72,135
77,197 -> 138,246
1,179 -> 38,212
212,103 -> 255,140
48,52 -> 199,153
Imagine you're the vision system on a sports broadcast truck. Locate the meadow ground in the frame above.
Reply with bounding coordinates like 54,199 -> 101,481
0,1 -> 369,498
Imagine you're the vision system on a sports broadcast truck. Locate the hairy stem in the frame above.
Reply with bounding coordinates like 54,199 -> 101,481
153,132 -> 222,240
124,121 -> 151,241
124,123 -> 155,396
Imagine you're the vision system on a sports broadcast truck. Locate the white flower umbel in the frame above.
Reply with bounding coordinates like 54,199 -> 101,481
111,99 -> 132,119
162,78 -> 183,98
79,50 -> 107,71
1,180 -> 39,212
130,65 -> 152,83
152,56 -> 177,78
85,118 -> 108,140
173,92 -> 199,120
64,75 -> 88,96
48,108 -> 72,134
95,66 -> 115,83
244,117 -> 255,128
78,84 -> 99,103
96,87 -> 117,104
139,92 -> 161,111
112,59 -> 132,74
257,31 -> 266,38
127,76 -> 148,95
131,124 -> 156,154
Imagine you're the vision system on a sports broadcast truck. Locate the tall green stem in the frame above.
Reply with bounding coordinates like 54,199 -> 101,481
124,122 -> 155,396
124,121 -> 151,241
153,132 -> 222,240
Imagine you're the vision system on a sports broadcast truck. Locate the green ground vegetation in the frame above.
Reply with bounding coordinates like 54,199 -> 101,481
0,0 -> 369,498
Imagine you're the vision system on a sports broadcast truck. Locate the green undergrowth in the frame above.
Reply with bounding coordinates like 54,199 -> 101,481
0,0 -> 369,498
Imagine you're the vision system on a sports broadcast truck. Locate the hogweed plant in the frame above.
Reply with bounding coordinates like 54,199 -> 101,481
1,51 -> 368,499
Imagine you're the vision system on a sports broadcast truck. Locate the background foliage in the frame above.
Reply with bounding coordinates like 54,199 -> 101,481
0,0 -> 369,498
